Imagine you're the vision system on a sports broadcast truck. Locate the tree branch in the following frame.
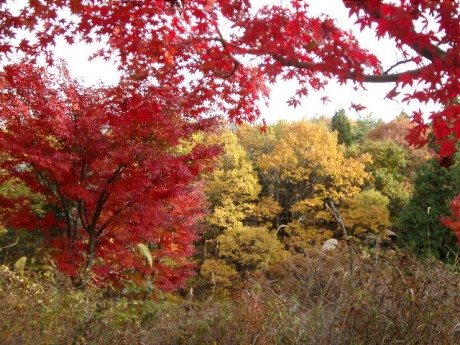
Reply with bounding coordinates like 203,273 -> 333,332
383,58 -> 417,74
325,201 -> 355,277
360,66 -> 426,83
210,28 -> 241,78
96,176 -> 161,236
270,53 -> 426,84
271,53 -> 316,69
344,1 -> 447,63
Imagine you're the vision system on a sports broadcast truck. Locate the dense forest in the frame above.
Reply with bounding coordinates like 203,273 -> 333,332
1,0 -> 460,344
2,111 -> 460,344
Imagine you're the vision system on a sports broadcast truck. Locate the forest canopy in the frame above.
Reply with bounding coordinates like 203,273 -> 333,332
0,0 -> 459,289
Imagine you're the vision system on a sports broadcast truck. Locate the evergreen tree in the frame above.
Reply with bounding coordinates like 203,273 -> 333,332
398,159 -> 460,261
351,114 -> 382,144
331,109 -> 352,146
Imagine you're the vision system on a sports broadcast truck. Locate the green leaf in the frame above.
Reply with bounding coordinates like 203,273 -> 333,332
137,243 -> 153,268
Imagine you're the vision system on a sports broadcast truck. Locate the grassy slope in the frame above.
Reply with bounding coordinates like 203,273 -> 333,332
1,249 -> 460,345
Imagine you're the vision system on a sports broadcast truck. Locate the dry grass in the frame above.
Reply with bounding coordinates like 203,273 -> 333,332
1,249 -> 460,345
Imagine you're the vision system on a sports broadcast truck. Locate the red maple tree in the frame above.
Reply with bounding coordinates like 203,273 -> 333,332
0,62 -> 217,289
441,196 -> 460,245
1,1 -> 458,152
0,0 -> 459,284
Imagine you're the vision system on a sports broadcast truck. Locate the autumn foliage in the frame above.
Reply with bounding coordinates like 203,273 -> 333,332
442,196 -> 460,245
0,62 -> 217,289
1,1 -> 458,152
0,0 -> 460,288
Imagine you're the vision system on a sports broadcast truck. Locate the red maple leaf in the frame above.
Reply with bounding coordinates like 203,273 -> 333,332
350,103 -> 367,112
0,62 -> 216,289
320,96 -> 330,104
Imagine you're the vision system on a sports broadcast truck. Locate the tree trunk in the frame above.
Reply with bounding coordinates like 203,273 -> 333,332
73,231 -> 97,289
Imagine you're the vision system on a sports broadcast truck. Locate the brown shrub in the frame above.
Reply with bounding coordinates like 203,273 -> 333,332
1,250 -> 459,345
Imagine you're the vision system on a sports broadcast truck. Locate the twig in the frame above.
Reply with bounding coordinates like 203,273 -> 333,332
0,235 -> 19,250
383,58 -> 417,74
325,201 -> 355,278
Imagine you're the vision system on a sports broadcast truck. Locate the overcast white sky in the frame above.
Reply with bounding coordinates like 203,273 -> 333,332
49,0 -> 439,123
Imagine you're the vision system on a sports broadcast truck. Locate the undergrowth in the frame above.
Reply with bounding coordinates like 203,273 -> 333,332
1,250 -> 459,345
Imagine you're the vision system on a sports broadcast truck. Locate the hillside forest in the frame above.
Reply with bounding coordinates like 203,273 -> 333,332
2,105 -> 460,344
1,0 -> 460,344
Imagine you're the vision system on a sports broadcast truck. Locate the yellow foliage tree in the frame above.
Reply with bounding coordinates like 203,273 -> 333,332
255,121 -> 371,249
199,223 -> 286,294
341,189 -> 392,240
216,225 -> 286,272
249,196 -> 282,228
205,128 -> 261,231
200,258 -> 240,293
198,129 -> 288,292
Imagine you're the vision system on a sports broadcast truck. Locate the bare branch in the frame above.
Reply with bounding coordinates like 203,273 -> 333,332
383,58 -> 418,74
325,201 -> 355,278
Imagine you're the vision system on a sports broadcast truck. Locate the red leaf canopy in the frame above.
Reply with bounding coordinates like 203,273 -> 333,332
0,62 -> 217,289
2,1 -> 458,156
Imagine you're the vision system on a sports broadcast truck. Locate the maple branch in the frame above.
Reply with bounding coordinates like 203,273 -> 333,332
383,58 -> 417,74
74,163 -> 127,236
87,189 -> 109,235
33,170 -> 66,234
97,176 -> 161,236
106,164 -> 127,184
269,52 -> 426,84
413,42 -> 446,62
207,34 -> 320,77
77,200 -> 89,230
271,54 -> 316,69
210,28 -> 241,79
212,60 -> 240,79
360,66 -> 426,83
57,193 -> 73,240
345,1 -> 447,63
83,163 -> 127,235
80,161 -> 89,179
